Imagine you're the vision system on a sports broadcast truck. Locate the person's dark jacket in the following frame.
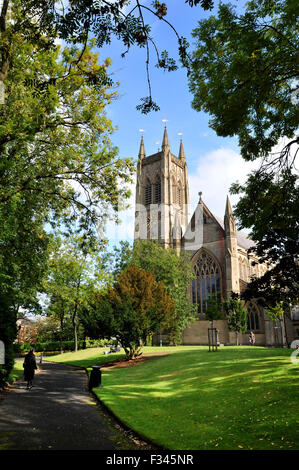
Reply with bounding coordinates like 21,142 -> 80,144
23,351 -> 37,381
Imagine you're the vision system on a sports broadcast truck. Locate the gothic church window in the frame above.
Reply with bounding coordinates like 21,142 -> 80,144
172,180 -> 176,204
192,251 -> 222,314
154,178 -> 161,204
177,185 -> 182,208
145,182 -> 152,205
246,302 -> 261,332
243,263 -> 248,281
239,258 -> 248,282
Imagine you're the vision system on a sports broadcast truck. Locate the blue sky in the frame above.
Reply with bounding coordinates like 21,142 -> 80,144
97,1 -> 258,246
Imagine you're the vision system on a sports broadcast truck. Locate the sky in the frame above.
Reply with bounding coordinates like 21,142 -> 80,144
96,0 -> 259,247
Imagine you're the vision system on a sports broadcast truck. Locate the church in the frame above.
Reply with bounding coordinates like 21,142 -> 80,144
134,127 -> 297,347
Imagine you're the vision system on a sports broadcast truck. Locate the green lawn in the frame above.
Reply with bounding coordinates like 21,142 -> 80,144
8,360 -> 25,383
46,346 -> 126,368
46,346 -> 299,450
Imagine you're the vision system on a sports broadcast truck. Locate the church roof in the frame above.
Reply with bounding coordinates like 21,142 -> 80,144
214,215 -> 255,250
236,231 -> 256,250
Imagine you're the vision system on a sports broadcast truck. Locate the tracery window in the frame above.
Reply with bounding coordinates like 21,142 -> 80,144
172,180 -> 176,204
239,259 -> 248,282
177,185 -> 182,208
246,302 -> 261,331
145,182 -> 152,205
242,263 -> 247,281
154,178 -> 161,204
192,251 -> 222,314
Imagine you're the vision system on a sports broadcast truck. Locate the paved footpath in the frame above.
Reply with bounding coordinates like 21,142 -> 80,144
0,361 -> 123,450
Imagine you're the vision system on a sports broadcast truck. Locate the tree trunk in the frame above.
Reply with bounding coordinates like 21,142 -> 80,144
73,320 -> 78,352
0,1 -> 11,84
282,314 -> 289,348
60,318 -> 64,353
72,272 -> 82,352
124,344 -> 142,360
0,0 -> 9,32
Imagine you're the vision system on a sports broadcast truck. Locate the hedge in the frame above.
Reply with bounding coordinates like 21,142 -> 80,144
14,338 -> 111,354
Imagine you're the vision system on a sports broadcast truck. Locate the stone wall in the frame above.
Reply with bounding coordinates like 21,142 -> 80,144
182,319 -> 229,345
181,320 -> 267,346
229,332 -> 266,346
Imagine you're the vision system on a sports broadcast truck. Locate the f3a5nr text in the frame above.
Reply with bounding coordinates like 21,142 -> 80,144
106,454 -> 194,466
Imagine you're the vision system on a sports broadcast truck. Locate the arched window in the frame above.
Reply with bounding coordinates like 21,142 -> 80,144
172,179 -> 176,204
192,251 -> 222,314
239,258 -> 248,282
243,262 -> 248,281
177,184 -> 183,208
246,302 -> 261,332
144,180 -> 152,206
154,177 -> 161,204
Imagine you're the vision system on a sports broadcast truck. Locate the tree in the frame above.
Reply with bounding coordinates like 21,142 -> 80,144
205,291 -> 223,327
81,265 -> 174,359
0,2 -> 134,378
33,315 -> 62,343
0,198 -> 51,382
44,236 -> 104,352
0,32 -> 134,237
12,0 -> 214,114
101,240 -> 133,278
189,0 -> 299,305
265,301 -> 291,348
223,294 -> 248,346
231,169 -> 299,309
0,295 -> 17,388
189,0 -> 298,163
131,240 -> 197,345
103,240 -> 197,345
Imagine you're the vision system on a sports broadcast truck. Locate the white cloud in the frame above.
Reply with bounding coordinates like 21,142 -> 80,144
188,147 -> 260,219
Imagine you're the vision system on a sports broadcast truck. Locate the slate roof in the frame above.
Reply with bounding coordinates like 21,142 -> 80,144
214,215 -> 255,250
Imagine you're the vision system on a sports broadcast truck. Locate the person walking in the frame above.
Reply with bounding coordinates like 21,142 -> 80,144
23,348 -> 38,390
249,331 -> 256,346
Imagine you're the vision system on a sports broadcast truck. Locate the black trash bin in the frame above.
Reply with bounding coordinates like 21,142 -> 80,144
89,365 -> 102,390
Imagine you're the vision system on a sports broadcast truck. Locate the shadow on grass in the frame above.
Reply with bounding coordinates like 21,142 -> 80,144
46,349 -> 126,369
94,347 -> 298,450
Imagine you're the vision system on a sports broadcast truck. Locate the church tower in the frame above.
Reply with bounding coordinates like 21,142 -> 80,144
134,128 -> 190,251
224,196 -> 240,296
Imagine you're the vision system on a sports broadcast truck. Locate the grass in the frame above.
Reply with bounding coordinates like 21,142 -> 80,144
46,346 -> 299,450
46,346 -> 126,368
8,360 -> 25,383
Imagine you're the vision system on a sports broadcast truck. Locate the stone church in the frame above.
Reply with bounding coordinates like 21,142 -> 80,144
134,127 -> 297,347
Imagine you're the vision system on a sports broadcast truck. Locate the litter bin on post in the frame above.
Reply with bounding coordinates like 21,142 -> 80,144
89,365 -> 102,391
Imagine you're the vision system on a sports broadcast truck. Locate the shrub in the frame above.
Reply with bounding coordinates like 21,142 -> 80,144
13,338 -> 110,354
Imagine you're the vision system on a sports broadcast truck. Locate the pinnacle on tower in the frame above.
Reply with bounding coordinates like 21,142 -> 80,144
225,195 -> 236,233
225,195 -> 233,217
179,139 -> 186,160
138,135 -> 146,159
162,126 -> 170,153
